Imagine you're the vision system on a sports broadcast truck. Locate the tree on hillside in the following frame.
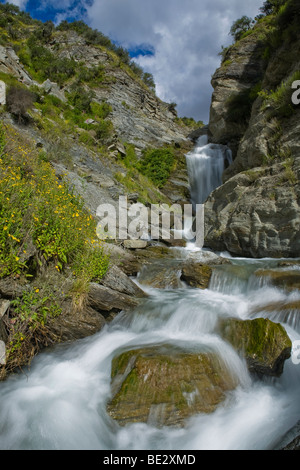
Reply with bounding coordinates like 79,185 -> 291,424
229,16 -> 254,41
143,72 -> 155,91
259,0 -> 287,15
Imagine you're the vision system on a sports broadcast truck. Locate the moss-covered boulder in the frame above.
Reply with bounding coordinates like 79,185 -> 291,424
107,345 -> 238,427
218,317 -> 292,377
180,262 -> 212,289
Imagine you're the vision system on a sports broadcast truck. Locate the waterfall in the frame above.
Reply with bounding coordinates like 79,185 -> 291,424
0,136 -> 299,451
186,135 -> 232,207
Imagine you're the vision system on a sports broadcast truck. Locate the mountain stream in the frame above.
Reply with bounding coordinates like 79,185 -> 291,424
0,137 -> 299,450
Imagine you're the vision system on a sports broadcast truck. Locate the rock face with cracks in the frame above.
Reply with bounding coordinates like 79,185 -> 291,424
204,18 -> 300,258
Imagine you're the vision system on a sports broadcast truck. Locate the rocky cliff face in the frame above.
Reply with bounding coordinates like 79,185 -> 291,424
205,7 -> 300,258
208,28 -> 266,158
45,30 -> 188,153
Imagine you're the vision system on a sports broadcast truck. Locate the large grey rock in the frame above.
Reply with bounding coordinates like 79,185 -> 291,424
41,79 -> 66,102
204,164 -> 300,258
0,341 -> 5,365
50,305 -> 106,342
0,46 -> 32,84
87,282 -> 141,314
45,30 -> 189,151
204,24 -> 300,259
100,264 -> 147,297
123,239 -> 148,249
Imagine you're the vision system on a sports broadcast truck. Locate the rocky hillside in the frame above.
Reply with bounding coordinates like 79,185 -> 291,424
0,4 -> 197,378
204,0 -> 300,258
0,4 -> 196,212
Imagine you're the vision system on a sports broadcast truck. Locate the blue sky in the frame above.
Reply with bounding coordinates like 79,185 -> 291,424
3,0 -> 264,122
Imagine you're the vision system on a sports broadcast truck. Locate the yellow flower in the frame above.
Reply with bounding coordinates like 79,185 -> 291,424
15,256 -> 19,261
35,288 -> 39,293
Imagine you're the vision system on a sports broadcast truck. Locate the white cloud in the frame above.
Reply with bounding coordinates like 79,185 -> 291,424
85,0 -> 263,122
7,0 -> 264,122
8,0 -> 28,9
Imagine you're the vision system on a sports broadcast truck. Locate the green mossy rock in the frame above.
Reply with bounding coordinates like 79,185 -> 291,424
218,317 -> 292,377
107,345 -> 238,427
180,262 -> 212,289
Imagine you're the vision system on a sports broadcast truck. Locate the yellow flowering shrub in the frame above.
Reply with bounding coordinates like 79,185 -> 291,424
0,123 -> 110,377
0,123 -> 109,280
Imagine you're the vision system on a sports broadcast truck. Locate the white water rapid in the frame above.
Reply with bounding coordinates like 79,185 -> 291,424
0,139 -> 299,451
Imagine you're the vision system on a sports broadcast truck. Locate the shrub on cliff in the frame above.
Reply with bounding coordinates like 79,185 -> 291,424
23,38 -> 76,85
0,124 -> 109,279
6,85 -> 34,122
0,123 -> 110,376
137,147 -> 175,188
260,0 -> 287,15
229,16 -> 255,41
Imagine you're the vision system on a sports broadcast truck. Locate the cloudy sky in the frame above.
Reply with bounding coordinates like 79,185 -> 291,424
5,0 -> 264,122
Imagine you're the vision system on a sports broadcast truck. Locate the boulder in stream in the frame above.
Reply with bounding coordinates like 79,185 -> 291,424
180,262 -> 212,289
137,260 -> 184,289
99,265 -> 147,298
107,345 -> 239,427
218,317 -> 292,377
88,283 -> 141,314
87,265 -> 147,315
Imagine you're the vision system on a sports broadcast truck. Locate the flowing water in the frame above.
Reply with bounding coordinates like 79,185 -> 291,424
0,138 -> 299,450
186,135 -> 232,207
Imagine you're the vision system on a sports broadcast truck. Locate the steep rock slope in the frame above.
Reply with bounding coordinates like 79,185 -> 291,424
205,2 -> 300,258
43,30 -> 189,153
0,7 -> 193,213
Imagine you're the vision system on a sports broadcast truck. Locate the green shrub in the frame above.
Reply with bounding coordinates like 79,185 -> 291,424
259,71 -> 300,118
77,64 -> 106,86
24,38 -> 76,85
122,143 -> 138,168
94,119 -> 114,143
90,100 -> 112,119
0,124 -> 109,279
137,147 -> 175,188
78,131 -> 95,146
67,85 -> 95,113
